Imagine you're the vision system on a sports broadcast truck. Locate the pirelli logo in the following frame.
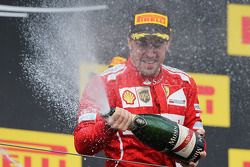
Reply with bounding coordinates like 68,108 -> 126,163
197,85 -> 215,114
229,149 -> 250,167
242,17 -> 250,44
0,128 -> 81,167
134,13 -> 168,27
228,4 -> 250,56
190,73 -> 230,127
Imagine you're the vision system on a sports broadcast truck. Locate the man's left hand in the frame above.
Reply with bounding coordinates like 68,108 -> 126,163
180,128 -> 207,167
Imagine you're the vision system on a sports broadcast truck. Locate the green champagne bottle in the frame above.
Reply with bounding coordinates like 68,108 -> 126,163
105,108 -> 205,163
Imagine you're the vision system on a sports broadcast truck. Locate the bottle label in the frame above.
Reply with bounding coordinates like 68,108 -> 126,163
171,125 -> 196,158
133,116 -> 147,128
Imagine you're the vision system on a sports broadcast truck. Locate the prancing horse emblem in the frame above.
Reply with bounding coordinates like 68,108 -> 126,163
163,85 -> 170,97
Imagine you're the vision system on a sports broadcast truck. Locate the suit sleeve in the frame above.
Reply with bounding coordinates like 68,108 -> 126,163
74,114 -> 116,155
184,77 -> 207,151
183,77 -> 204,131
73,76 -> 117,155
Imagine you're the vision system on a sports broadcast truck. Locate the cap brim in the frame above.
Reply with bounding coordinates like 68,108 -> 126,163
130,22 -> 170,41
130,32 -> 170,41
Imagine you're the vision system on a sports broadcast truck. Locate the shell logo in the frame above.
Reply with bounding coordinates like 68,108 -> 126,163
122,90 -> 136,104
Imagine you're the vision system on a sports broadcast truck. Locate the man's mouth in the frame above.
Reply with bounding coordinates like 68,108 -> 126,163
142,59 -> 157,64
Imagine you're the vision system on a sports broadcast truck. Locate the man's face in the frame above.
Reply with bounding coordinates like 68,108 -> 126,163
128,36 -> 169,77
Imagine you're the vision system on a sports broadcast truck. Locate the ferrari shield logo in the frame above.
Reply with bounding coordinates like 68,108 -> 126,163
138,88 -> 151,103
163,85 -> 170,97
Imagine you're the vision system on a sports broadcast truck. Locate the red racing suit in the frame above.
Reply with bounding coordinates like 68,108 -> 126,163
74,59 -> 204,167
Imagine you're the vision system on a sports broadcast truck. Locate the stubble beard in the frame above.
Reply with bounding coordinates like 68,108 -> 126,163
139,63 -> 161,77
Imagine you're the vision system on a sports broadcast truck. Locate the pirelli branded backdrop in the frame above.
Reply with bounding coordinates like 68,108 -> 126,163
0,128 -> 81,167
228,4 -> 250,56
1,0 -> 250,167
190,73 -> 230,128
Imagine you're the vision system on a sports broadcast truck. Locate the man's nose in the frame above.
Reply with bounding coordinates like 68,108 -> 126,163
144,47 -> 157,57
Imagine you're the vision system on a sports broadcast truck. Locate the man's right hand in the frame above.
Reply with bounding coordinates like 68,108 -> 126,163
106,107 -> 135,131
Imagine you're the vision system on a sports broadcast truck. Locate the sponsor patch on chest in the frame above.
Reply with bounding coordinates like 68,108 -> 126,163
167,88 -> 187,107
119,87 -> 153,108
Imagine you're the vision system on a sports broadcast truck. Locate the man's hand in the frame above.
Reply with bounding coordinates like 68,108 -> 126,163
106,107 -> 135,131
179,151 -> 206,167
180,128 -> 207,167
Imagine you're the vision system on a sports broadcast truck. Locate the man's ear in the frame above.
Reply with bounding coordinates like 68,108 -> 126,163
166,36 -> 173,49
165,42 -> 170,50
128,37 -> 132,50
165,37 -> 172,50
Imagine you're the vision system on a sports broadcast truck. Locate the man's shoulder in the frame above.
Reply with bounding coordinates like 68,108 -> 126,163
101,64 -> 126,75
162,65 -> 193,84
100,64 -> 127,81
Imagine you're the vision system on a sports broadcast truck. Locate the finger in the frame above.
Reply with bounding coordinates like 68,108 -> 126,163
112,109 -> 129,129
118,110 -> 130,131
107,110 -> 122,128
200,151 -> 207,158
182,161 -> 195,167
189,162 -> 196,167
116,109 -> 133,131
190,161 -> 199,167
123,112 -> 133,131
111,114 -> 125,129
106,116 -> 114,125
180,160 -> 198,167
179,163 -> 189,167
196,128 -> 205,135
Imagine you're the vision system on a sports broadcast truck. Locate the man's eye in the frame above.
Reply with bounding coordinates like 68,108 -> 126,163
136,40 -> 165,49
153,43 -> 162,48
138,42 -> 148,48
153,43 -> 161,48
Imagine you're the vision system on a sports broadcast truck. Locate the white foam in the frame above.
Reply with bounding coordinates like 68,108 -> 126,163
20,3 -> 107,131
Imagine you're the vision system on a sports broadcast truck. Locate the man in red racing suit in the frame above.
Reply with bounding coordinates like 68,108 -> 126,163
74,4 -> 206,167
74,59 -> 205,167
